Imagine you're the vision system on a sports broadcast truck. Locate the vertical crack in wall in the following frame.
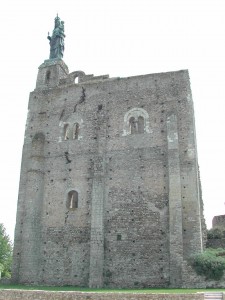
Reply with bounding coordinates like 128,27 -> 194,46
79,87 -> 86,103
59,109 -> 65,120
65,152 -> 72,164
65,211 -> 69,224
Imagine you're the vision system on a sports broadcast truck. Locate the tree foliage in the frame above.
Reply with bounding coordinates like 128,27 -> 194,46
0,223 -> 13,278
207,227 -> 225,239
191,248 -> 225,280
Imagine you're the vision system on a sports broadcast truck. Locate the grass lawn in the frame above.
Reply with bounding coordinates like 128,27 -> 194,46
0,285 -> 225,293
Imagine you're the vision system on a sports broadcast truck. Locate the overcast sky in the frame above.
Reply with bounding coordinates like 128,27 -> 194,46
0,0 -> 225,240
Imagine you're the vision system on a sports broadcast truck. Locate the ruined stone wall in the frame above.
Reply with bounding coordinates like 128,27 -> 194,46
206,214 -> 225,248
213,215 -> 225,228
12,59 -> 204,287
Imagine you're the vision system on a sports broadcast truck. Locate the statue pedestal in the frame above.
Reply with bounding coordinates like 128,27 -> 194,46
36,59 -> 69,89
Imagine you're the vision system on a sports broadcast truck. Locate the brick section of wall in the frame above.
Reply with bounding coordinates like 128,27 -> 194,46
0,290 -> 204,300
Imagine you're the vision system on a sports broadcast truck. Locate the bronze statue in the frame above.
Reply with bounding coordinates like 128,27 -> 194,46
48,15 -> 65,59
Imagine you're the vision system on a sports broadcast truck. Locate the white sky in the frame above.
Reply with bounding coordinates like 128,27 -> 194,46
0,0 -> 225,240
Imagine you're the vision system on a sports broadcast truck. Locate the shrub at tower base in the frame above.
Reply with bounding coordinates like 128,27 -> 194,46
0,224 -> 12,279
190,248 -> 225,280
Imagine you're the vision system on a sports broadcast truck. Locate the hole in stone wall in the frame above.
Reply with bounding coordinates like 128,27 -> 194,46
117,234 -> 122,241
98,104 -> 103,111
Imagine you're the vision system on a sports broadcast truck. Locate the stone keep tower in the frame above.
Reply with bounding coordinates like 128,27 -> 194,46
12,16 -> 205,288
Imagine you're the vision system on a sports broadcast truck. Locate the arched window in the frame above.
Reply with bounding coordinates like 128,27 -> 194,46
66,190 -> 78,211
123,108 -> 150,136
138,116 -> 144,134
129,117 -> 137,134
45,70 -> 51,84
64,124 -> 70,140
59,113 -> 83,142
32,133 -> 45,154
73,123 -> 79,140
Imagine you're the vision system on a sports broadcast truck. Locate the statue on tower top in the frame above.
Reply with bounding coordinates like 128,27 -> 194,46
47,14 -> 65,59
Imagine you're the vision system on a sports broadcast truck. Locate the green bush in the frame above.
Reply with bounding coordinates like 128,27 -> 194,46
207,227 -> 225,239
191,248 -> 225,280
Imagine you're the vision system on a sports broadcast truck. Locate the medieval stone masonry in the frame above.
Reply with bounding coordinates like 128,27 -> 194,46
12,59 -> 206,288
12,17 -> 205,288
